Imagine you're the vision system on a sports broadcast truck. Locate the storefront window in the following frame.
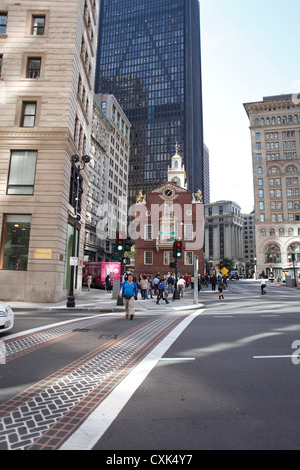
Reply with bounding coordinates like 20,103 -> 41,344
0,215 -> 31,270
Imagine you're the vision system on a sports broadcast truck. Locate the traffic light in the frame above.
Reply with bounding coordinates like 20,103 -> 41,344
173,240 -> 183,259
124,237 -> 133,251
220,261 -> 224,268
116,233 -> 125,253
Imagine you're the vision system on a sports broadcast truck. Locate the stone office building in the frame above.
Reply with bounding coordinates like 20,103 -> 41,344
0,0 -> 99,302
204,201 -> 244,274
85,94 -> 131,262
244,94 -> 300,281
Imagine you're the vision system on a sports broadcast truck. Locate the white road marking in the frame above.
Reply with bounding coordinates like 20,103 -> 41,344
59,308 -> 204,451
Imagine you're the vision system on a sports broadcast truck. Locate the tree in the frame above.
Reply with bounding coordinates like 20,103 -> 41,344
218,258 -> 235,272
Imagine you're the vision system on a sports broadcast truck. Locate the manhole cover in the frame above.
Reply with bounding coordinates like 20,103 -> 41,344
99,334 -> 118,340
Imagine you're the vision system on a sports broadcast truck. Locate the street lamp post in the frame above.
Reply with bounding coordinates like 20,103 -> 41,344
66,154 -> 90,308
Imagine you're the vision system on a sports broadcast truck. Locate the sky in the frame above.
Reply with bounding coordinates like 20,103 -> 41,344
200,0 -> 300,213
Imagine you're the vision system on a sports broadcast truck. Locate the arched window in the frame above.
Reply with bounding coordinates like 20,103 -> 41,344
265,244 -> 281,263
260,229 -> 266,237
269,167 -> 280,175
288,243 -> 300,262
269,229 -> 275,236
279,228 -> 285,236
288,228 -> 294,236
294,115 -> 299,123
287,166 -> 297,173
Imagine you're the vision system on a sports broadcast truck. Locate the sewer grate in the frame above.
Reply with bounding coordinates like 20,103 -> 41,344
72,328 -> 91,332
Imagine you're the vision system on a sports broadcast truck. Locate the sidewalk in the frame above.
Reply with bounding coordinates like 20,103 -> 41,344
7,286 -> 205,312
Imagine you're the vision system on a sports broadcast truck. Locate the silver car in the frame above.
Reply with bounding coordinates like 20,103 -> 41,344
0,302 -> 14,333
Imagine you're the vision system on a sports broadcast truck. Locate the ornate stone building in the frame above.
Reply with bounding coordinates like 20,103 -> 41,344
244,94 -> 300,282
0,0 -> 100,302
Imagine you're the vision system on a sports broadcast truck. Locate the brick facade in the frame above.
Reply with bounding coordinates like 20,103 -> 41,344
133,182 -> 204,278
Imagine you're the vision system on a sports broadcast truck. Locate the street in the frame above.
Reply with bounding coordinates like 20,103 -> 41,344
0,280 -> 300,452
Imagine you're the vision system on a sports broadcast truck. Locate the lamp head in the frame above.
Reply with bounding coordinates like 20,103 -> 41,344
71,154 -> 80,163
81,155 -> 91,164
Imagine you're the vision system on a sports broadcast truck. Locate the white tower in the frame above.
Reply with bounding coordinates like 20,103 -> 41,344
167,144 -> 187,189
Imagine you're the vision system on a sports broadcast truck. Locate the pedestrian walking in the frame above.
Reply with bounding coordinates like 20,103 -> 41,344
139,275 -> 149,300
167,274 -> 174,294
177,276 -> 186,297
156,278 -> 169,304
210,274 -> 217,291
119,273 -> 139,319
146,276 -> 153,298
105,275 -> 112,293
218,277 -> 224,299
152,276 -> 160,295
87,274 -> 92,291
260,277 -> 266,295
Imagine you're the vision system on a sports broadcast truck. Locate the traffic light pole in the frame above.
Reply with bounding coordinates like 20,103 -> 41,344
172,261 -> 180,300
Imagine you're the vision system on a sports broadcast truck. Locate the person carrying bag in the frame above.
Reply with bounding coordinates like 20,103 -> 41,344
119,273 -> 139,319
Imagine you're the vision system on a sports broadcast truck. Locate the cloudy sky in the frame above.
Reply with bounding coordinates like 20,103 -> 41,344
200,0 -> 300,213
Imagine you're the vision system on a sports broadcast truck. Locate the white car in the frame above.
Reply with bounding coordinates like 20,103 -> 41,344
0,302 -> 14,333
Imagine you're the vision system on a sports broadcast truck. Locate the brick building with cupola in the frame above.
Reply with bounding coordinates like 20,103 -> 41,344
133,148 -> 205,277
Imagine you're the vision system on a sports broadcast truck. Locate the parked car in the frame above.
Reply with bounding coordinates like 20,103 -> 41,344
0,302 -> 14,333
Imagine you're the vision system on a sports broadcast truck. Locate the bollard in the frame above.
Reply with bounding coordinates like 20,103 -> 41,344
0,340 -> 6,365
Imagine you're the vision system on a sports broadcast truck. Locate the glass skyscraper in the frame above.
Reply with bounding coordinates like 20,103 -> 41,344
95,0 -> 204,207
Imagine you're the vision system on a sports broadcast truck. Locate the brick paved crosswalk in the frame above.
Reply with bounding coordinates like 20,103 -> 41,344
0,312 -> 190,450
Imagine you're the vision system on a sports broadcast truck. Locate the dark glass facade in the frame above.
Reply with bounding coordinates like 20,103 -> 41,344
95,0 -> 204,207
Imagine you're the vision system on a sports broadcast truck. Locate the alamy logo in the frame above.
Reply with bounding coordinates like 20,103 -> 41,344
0,81 -> 6,104
291,80 -> 300,105
291,340 -> 300,365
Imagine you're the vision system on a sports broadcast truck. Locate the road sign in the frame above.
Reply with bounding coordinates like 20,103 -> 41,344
221,267 -> 228,275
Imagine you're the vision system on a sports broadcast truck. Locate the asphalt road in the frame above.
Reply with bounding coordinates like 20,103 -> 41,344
1,280 -> 300,452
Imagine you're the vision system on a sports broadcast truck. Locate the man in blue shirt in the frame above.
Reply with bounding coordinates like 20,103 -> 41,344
156,278 -> 169,305
119,273 -> 139,319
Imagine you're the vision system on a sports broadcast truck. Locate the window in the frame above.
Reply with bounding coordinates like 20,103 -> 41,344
27,57 -> 41,78
163,251 -> 172,265
21,102 -> 37,127
184,224 -> 193,241
7,150 -> 37,195
0,13 -> 7,34
32,15 -> 45,35
0,215 -> 31,271
144,251 -> 153,265
185,251 -> 193,265
144,224 -> 153,241
0,54 -> 2,77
